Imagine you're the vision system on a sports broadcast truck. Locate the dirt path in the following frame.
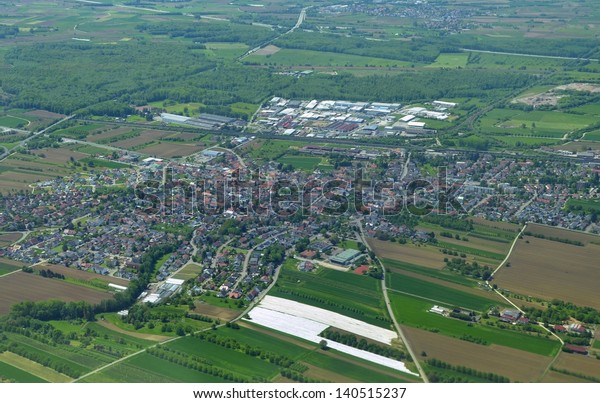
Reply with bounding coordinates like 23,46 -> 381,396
96,319 -> 172,342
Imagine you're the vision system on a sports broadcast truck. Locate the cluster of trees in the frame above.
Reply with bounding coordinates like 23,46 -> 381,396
10,300 -> 96,322
459,334 -> 489,345
522,300 -> 600,325
444,258 -> 492,280
38,269 -> 65,280
422,215 -> 473,232
320,330 -> 407,361
3,342 -> 82,378
136,21 -> 279,47
280,369 -> 324,383
275,31 -> 444,63
194,332 -> 294,368
262,243 -> 286,266
0,25 -> 18,38
523,232 -> 584,247
426,359 -> 510,383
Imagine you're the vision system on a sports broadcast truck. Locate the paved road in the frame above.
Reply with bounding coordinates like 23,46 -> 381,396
238,6 -> 310,60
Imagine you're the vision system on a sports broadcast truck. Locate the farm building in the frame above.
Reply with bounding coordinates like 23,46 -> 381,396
160,113 -> 190,124
564,344 -> 588,355
330,249 -> 362,266
429,305 -> 449,316
499,308 -> 521,323
298,261 -> 315,272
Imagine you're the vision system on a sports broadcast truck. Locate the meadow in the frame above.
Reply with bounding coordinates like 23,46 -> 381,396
276,154 -> 322,172
479,108 -> 597,138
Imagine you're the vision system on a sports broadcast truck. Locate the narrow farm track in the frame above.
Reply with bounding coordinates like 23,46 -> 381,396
486,223 -> 564,381
355,220 -> 428,383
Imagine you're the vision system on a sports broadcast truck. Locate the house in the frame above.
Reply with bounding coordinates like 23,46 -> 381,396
568,323 -> 587,334
564,344 -> 588,355
299,250 -> 317,259
499,308 -> 521,323
554,325 -> 566,333
298,261 -> 314,272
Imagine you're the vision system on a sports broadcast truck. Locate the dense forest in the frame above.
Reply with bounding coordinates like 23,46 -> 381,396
136,20 -> 281,47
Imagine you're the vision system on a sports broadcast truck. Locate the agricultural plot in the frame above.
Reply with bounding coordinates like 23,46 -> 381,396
172,263 -> 203,281
388,291 -> 560,357
246,296 -> 416,376
0,233 -> 20,248
0,272 -> 113,315
368,238 -> 447,269
276,154 -> 322,172
138,142 -> 204,158
86,127 -> 136,143
382,258 -> 477,287
37,264 -> 129,288
110,129 -> 172,149
479,108 -> 597,138
33,147 -> 87,163
552,352 -> 600,381
0,358 -> 47,383
428,53 -> 469,68
402,327 -> 552,383
0,257 -> 23,276
387,271 -> 502,312
192,301 -> 240,322
494,235 -> 600,309
269,258 -> 390,327
79,352 -> 225,383
0,115 -> 29,128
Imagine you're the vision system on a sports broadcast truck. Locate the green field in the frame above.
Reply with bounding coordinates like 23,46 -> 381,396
428,53 -> 469,68
565,198 -> 600,215
387,271 -> 502,312
0,360 -> 47,383
0,258 -> 22,276
80,352 -> 225,383
0,115 -> 29,128
277,155 -> 322,171
479,109 -> 598,138
269,259 -> 390,327
584,130 -> 600,141
169,336 -> 281,380
382,258 -> 477,287
388,291 -> 560,357
435,240 -> 505,261
79,158 -> 130,169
